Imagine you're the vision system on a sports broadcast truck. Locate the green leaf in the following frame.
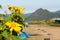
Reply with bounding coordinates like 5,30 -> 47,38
4,15 -> 12,22
1,25 -> 6,30
0,14 -> 3,17
1,30 -> 9,38
16,14 -> 25,20
12,35 -> 20,40
22,22 -> 26,27
0,25 -> 6,30
0,34 -> 2,40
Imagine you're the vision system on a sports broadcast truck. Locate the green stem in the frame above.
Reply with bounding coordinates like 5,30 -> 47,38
9,31 -> 12,40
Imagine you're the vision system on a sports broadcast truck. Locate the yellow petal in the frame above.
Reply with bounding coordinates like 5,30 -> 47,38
0,28 -> 2,30
10,28 -> 13,32
14,27 -> 22,32
5,21 -> 22,32
5,21 -> 11,28
13,22 -> 22,27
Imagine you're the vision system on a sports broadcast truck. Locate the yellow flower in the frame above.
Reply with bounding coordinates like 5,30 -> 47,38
8,5 -> 24,14
16,11 -> 20,13
5,21 -> 22,32
18,7 -> 24,11
8,5 -> 24,10
0,28 -> 2,30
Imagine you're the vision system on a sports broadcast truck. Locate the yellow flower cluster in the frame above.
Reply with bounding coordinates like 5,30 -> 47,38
8,5 -> 25,14
5,21 -> 22,32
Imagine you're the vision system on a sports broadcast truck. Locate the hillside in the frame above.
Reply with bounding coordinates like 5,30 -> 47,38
55,10 -> 60,14
27,8 -> 60,21
24,13 -> 32,18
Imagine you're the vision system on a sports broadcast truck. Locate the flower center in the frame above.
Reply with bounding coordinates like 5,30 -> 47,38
11,23 -> 16,28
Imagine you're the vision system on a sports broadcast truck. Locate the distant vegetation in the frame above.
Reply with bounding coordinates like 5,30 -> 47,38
28,20 -> 47,24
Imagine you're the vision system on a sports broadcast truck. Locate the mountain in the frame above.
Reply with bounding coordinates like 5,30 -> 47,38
27,8 -> 60,21
55,10 -> 60,14
24,13 -> 32,18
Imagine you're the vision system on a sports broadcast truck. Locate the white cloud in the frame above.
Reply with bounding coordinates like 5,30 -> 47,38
24,10 -> 35,14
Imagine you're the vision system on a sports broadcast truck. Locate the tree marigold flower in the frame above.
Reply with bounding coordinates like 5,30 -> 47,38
8,5 -> 25,14
5,21 -> 22,32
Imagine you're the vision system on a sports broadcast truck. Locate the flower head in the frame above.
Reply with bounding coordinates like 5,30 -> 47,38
5,21 -> 22,32
8,5 -> 25,14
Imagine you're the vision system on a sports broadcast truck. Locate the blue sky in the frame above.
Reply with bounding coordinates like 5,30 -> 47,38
0,0 -> 60,14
